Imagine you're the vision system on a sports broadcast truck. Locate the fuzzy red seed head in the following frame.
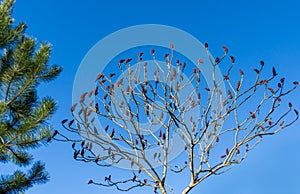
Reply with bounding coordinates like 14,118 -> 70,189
151,48 -> 155,54
222,46 -> 228,53
125,58 -> 132,63
239,69 -> 244,75
230,56 -> 235,63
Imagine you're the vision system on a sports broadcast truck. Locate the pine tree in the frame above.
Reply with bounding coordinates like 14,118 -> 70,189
0,0 -> 62,193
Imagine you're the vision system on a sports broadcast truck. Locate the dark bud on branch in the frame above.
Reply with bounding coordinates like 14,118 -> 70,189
88,180 -> 93,184
61,119 -> 68,124
204,42 -> 208,48
205,87 -> 210,92
272,67 -> 278,76
105,125 -> 109,132
53,130 -> 58,137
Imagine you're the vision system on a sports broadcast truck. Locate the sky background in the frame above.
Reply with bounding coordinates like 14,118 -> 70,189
5,0 -> 300,193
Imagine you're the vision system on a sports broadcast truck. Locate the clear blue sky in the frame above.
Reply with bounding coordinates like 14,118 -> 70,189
7,0 -> 300,193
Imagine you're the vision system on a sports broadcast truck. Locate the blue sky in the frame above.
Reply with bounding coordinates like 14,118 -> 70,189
7,0 -> 300,193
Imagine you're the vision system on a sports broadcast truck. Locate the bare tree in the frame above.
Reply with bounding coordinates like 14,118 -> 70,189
55,43 -> 298,194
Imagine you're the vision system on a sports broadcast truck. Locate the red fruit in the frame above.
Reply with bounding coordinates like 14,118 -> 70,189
226,148 -> 229,155
198,58 -> 204,63
205,87 -> 210,92
151,48 -> 155,54
164,53 -> 169,58
224,75 -> 229,80
289,102 -> 293,108
125,58 -> 132,63
230,56 -> 235,63
228,90 -> 233,99
250,112 -> 256,119
94,73 -> 104,82
268,88 -> 275,94
278,83 -> 282,88
170,42 -> 174,49
268,119 -> 273,126
100,80 -> 106,85
68,119 -> 74,127
138,52 -> 144,57
222,46 -> 228,53
239,69 -> 244,75
71,103 -> 77,112
236,80 -> 241,91
110,73 -> 116,77
293,81 -> 299,85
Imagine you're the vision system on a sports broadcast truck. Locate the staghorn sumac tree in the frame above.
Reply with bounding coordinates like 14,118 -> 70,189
56,43 -> 298,194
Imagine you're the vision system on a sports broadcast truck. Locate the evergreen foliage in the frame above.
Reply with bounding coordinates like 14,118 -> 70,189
0,0 -> 62,193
